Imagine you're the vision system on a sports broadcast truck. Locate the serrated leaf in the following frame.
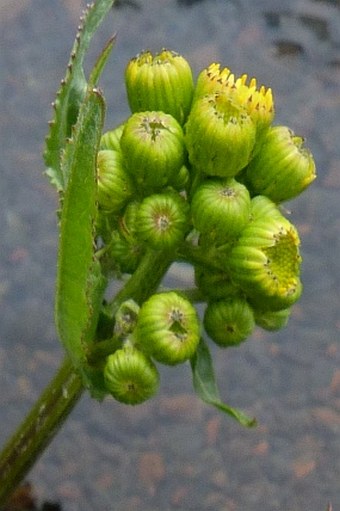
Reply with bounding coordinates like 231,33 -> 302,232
44,0 -> 115,192
190,338 -> 257,427
55,87 -> 107,397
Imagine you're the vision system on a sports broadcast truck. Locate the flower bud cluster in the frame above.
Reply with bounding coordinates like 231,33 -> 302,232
96,49 -> 316,404
103,293 -> 200,404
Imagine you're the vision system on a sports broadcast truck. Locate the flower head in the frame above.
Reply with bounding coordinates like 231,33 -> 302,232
125,49 -> 194,124
120,111 -> 185,193
185,93 -> 256,178
135,192 -> 190,249
204,297 -> 255,347
104,346 -> 159,405
135,292 -> 200,365
191,178 -> 251,242
97,150 -> 134,213
245,125 -> 317,202
228,215 -> 302,310
194,63 -> 274,137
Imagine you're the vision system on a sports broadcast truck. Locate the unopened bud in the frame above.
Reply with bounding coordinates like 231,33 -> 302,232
125,49 -> 194,125
245,126 -> 316,203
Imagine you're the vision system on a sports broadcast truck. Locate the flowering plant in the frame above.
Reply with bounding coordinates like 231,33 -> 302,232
0,0 -> 316,504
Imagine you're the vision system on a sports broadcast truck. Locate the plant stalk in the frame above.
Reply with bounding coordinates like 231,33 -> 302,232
0,356 -> 83,506
0,248 -> 172,505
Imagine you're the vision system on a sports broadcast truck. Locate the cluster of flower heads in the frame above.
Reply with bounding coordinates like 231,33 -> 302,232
96,49 -> 316,405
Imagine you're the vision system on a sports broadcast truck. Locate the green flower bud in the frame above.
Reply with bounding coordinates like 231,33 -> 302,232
228,216 -> 302,310
203,297 -> 255,347
135,192 -> 190,249
170,164 -> 190,191
191,178 -> 251,242
106,230 -> 145,275
250,195 -> 283,222
185,93 -> 256,178
135,291 -> 200,365
194,266 -> 241,300
104,346 -> 159,405
245,126 -> 316,203
125,49 -> 194,124
97,150 -> 134,213
114,299 -> 140,339
100,123 -> 125,151
119,200 -> 141,239
254,307 -> 291,331
108,201 -> 146,272
121,111 -> 185,193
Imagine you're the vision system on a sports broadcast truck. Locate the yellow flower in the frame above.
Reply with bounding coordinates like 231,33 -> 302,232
194,63 -> 274,137
194,63 -> 232,98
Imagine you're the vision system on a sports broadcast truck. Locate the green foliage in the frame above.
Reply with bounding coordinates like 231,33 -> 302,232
191,339 -> 256,427
44,0 -> 114,192
55,88 -> 107,397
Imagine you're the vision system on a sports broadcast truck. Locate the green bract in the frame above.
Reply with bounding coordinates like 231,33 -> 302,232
204,297 -> 255,347
125,49 -> 194,125
254,307 -> 291,331
245,125 -> 316,203
228,215 -> 302,311
120,111 -> 185,193
135,291 -> 200,365
104,346 -> 160,405
191,178 -> 251,242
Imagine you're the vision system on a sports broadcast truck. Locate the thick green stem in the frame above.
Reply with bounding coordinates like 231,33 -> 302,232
0,248 -> 172,505
0,356 -> 83,505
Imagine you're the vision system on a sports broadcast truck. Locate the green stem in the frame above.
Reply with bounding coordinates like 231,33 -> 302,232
86,336 -> 122,366
173,287 -> 205,303
177,241 -> 222,273
106,248 -> 173,317
0,356 -> 83,505
0,248 -> 172,505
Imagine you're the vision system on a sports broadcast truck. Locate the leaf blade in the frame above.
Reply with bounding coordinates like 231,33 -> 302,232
55,87 -> 106,393
190,338 -> 257,427
44,0 -> 115,191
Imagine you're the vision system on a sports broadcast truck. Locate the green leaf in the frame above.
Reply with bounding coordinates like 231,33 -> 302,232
88,34 -> 116,89
44,0 -> 115,192
190,338 -> 257,427
55,87 -> 107,397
